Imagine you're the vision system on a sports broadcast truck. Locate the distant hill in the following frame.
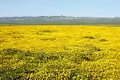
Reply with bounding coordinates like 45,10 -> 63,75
0,16 -> 120,25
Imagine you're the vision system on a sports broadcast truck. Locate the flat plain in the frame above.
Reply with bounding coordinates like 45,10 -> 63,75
1,25 -> 120,79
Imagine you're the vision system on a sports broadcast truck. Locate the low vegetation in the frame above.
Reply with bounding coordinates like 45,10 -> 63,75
0,25 -> 120,79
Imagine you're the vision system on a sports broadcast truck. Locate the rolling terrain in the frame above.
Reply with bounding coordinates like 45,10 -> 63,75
0,16 -> 120,25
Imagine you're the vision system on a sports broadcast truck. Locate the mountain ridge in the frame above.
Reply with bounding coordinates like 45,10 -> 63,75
0,16 -> 120,25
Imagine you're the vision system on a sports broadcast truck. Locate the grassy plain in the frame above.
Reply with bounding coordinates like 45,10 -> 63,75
1,25 -> 120,79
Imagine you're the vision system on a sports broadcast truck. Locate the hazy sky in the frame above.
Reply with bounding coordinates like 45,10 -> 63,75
0,0 -> 120,17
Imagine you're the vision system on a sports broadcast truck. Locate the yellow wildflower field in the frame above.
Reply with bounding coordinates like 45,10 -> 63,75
0,25 -> 120,79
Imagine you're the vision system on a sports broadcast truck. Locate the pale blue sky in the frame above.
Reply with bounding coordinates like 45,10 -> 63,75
0,0 -> 120,17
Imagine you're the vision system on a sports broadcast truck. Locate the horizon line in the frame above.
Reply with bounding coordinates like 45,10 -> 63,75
0,16 -> 119,18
